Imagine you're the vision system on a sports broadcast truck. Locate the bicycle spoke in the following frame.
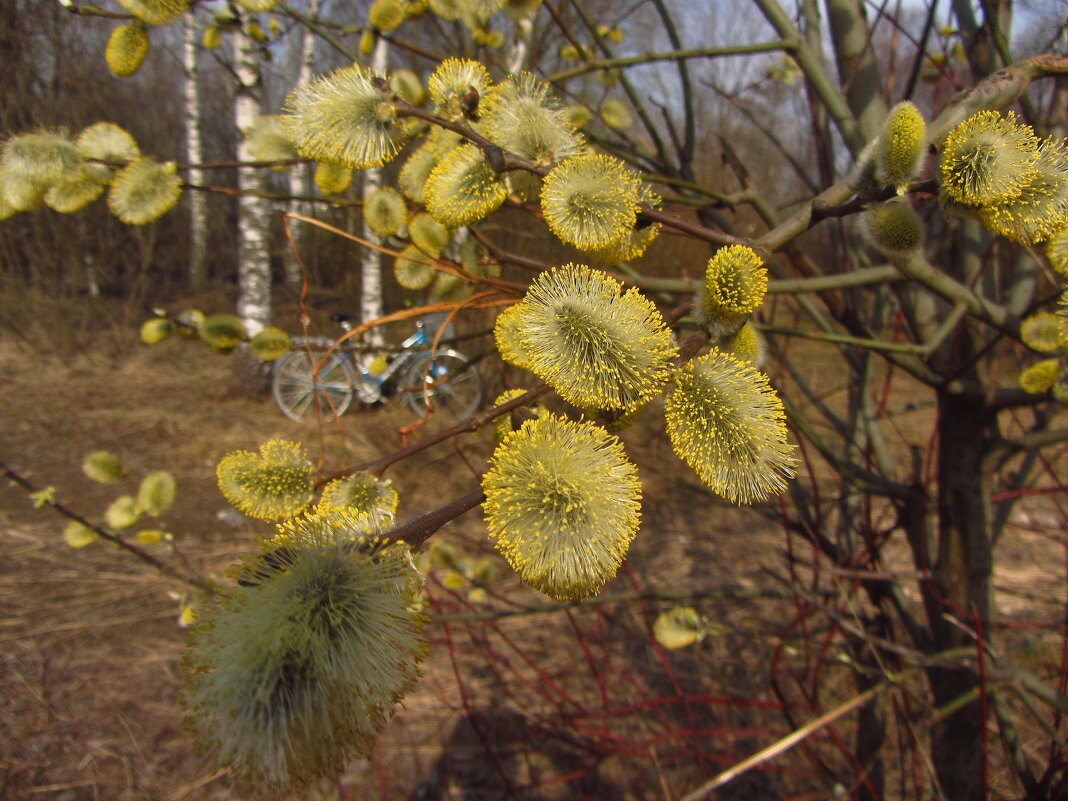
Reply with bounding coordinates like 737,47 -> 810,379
271,349 -> 356,421
403,351 -> 483,421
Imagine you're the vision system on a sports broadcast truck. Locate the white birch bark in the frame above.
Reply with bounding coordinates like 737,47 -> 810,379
183,15 -> 208,288
83,252 -> 99,297
359,35 -> 389,345
507,17 -> 531,75
283,0 -> 319,289
232,24 -> 272,336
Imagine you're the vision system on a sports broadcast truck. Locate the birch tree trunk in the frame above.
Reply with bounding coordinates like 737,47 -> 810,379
358,35 -> 389,345
283,0 -> 319,290
229,23 -> 273,396
183,15 -> 208,289
507,15 -> 530,75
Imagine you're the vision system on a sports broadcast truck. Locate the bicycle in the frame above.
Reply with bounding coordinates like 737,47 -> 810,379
271,314 -> 484,423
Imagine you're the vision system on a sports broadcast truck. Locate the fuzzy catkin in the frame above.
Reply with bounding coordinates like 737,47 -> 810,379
216,440 -> 314,520
424,144 -> 507,226
540,154 -> 641,249
184,511 -> 426,797
940,111 -> 1039,206
482,414 -> 641,601
504,264 -> 677,412
665,349 -> 796,504
285,64 -> 406,170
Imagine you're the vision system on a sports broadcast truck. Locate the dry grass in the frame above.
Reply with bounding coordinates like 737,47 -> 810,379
1,307 -> 1065,801
0,325 -> 804,800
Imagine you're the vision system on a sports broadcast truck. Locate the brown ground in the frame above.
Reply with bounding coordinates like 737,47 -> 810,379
1,307 -> 1065,801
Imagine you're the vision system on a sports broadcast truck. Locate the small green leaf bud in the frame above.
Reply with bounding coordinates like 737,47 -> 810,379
877,101 -> 926,191
83,450 -> 125,483
140,317 -> 175,344
369,0 -> 405,30
1019,358 -> 1061,394
860,200 -> 925,257
105,22 -> 149,78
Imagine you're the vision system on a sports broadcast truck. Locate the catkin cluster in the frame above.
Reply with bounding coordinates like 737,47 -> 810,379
184,510 -> 426,797
282,57 -> 657,310
939,111 -> 1067,246
0,124 -> 184,224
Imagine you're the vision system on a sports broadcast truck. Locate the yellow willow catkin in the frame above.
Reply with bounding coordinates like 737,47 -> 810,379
249,327 -> 292,361
184,510 -> 426,797
540,154 -> 641,249
424,144 -> 507,226
427,58 -> 491,119
507,264 -> 677,412
216,440 -> 314,520
940,111 -> 1039,206
481,414 -> 642,601
107,157 -> 182,224
694,245 -> 768,337
665,349 -> 796,504
198,313 -> 246,351
105,22 -> 149,77
479,73 -> 584,165
976,137 -> 1068,245
877,101 -> 926,191
316,473 -> 399,529
285,63 -> 406,170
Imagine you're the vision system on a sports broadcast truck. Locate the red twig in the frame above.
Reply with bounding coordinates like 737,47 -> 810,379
432,591 -> 520,799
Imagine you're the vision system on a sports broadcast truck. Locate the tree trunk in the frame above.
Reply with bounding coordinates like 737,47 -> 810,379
184,16 -> 208,289
925,386 -> 998,801
283,0 -> 319,291
359,35 -> 389,345
230,24 -> 272,398
825,0 -> 887,144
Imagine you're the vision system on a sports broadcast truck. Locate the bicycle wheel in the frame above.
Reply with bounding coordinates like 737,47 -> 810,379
271,349 -> 357,422
402,350 -> 483,421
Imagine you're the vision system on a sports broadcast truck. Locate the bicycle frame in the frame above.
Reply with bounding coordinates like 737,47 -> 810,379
328,322 -> 433,401
273,317 -> 482,422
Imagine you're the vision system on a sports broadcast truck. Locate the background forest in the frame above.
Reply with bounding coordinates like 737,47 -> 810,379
2,0 -> 1068,800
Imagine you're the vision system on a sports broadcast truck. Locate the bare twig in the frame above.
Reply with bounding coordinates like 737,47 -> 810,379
0,460 -> 218,595
679,683 -> 888,801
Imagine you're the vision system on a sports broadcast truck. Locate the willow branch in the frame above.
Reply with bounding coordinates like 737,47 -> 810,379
1,460 -> 218,595
750,0 -> 867,155
349,384 -> 553,480
547,41 -> 794,82
383,489 -> 486,549
754,55 -> 1068,257
997,426 -> 1068,453
758,324 -> 930,354
58,1 -> 130,19
431,586 -> 809,623
894,254 -> 1019,338
627,265 -> 902,295
927,54 -> 1068,141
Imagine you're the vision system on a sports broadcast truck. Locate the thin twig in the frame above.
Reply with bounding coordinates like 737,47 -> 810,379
679,683 -> 888,801
0,461 -> 218,595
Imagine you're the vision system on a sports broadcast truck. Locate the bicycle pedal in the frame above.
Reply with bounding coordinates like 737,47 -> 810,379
356,386 -> 383,405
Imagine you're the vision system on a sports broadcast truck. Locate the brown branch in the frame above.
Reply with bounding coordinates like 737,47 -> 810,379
58,2 -> 131,19
339,383 -> 553,482
383,489 -> 486,549
1,460 -> 219,595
